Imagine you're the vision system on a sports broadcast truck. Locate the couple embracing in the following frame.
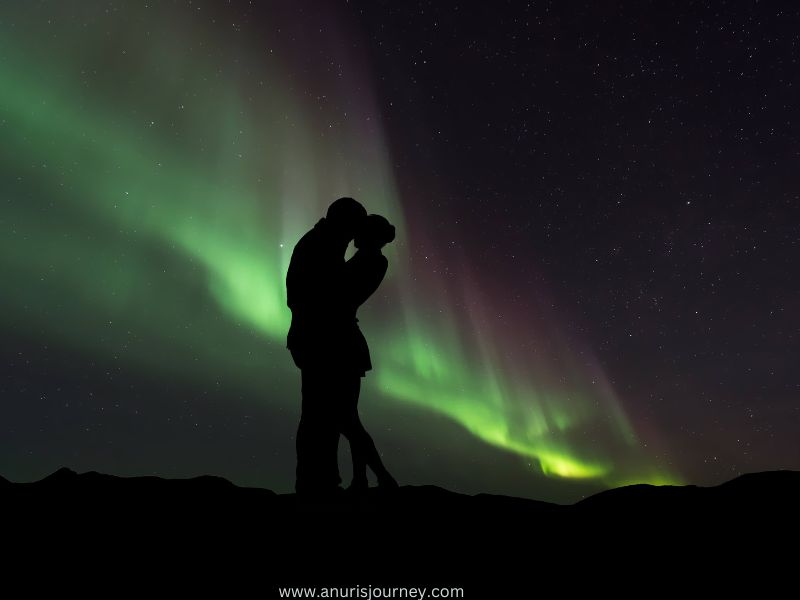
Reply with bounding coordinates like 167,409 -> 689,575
286,197 -> 398,496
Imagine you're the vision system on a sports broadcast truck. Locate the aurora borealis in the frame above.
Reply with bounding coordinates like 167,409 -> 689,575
2,1 -> 797,503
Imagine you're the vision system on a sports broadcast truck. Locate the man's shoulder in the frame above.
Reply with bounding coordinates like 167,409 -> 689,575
296,220 -> 323,243
291,220 -> 328,255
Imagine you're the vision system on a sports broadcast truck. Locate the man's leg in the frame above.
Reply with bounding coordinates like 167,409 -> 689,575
296,367 -> 342,493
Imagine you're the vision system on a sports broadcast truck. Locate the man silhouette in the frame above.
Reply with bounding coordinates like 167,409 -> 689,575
286,197 -> 367,495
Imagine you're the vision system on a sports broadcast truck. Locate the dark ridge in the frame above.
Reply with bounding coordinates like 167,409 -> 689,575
4,467 -> 799,518
3,468 -> 796,591
574,469 -> 800,513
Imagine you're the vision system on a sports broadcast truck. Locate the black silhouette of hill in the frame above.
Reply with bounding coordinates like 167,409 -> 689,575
5,466 -> 798,515
3,468 -> 797,593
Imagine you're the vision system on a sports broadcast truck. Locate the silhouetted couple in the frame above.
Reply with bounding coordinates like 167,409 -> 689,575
286,197 -> 398,496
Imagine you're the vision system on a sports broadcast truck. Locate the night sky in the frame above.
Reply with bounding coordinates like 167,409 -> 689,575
1,1 -> 797,504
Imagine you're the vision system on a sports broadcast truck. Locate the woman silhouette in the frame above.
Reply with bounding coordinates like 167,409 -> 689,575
341,213 -> 399,491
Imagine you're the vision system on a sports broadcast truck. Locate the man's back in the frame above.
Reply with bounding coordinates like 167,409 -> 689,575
286,218 -> 351,371
286,219 -> 337,314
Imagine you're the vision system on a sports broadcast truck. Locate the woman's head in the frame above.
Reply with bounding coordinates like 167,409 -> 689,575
354,214 -> 395,250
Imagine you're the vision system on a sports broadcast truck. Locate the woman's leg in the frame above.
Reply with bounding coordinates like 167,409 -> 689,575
337,374 -> 368,489
348,409 -> 369,490
339,374 -> 397,488
351,414 -> 397,487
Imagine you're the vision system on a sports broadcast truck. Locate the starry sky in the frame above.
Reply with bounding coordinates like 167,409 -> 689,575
1,1 -> 797,504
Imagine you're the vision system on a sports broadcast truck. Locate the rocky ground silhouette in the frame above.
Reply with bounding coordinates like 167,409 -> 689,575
3,468 -> 796,594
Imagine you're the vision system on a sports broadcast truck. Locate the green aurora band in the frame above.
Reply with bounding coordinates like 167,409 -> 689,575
0,2 -> 679,488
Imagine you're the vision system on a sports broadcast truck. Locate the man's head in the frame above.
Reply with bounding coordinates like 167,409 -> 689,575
354,214 -> 395,250
326,197 -> 367,241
